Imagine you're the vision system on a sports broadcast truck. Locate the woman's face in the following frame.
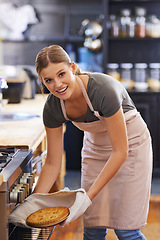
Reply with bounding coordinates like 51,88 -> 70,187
40,62 -> 77,100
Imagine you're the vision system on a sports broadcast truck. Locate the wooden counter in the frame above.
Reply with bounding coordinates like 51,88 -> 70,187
0,94 -> 46,152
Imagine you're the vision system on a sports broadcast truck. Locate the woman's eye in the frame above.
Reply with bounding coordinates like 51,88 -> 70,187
59,72 -> 65,77
46,78 -> 52,83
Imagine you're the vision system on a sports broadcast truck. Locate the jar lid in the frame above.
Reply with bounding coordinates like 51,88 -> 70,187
134,63 -> 148,69
135,7 -> 146,16
120,63 -> 133,69
149,63 -> 160,68
110,14 -> 116,20
106,63 -> 119,69
120,9 -> 131,17
148,15 -> 160,24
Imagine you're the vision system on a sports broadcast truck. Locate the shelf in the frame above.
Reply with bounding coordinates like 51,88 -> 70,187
128,89 -> 160,94
2,35 -> 84,43
2,36 -> 160,43
109,0 -> 160,2
109,37 -> 160,41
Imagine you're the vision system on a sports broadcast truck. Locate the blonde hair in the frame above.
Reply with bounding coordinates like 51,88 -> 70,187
35,45 -> 82,75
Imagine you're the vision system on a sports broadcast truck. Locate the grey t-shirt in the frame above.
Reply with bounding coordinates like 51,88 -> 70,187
43,72 -> 135,128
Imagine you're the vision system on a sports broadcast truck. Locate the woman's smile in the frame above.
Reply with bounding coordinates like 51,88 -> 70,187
56,86 -> 68,94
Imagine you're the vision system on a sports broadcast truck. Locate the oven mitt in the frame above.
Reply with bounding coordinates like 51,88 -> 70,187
60,189 -> 92,226
8,187 -> 92,228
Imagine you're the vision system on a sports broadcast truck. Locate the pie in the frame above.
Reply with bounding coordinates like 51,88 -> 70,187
26,206 -> 70,228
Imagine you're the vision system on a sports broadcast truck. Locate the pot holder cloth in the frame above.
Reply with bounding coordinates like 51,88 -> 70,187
8,187 -> 92,228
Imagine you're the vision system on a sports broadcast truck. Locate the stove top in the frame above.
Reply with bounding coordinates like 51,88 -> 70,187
0,147 -> 18,172
0,147 -> 33,190
0,147 -> 34,240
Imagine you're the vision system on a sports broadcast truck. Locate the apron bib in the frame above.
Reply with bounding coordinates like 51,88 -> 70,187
60,77 -> 153,230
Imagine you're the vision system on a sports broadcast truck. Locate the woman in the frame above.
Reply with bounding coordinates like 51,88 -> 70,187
34,45 -> 152,240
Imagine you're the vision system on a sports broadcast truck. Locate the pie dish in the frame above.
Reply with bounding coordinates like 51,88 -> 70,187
26,206 -> 70,228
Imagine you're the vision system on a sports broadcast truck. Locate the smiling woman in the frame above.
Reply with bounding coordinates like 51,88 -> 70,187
40,62 -> 76,100
12,44 -> 153,240
40,60 -> 88,120
36,45 -> 83,102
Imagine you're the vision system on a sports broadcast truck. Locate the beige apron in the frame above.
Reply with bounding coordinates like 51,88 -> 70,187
60,77 -> 153,230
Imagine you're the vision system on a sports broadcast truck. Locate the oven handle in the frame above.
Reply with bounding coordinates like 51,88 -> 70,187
47,226 -> 55,240
32,150 -> 47,168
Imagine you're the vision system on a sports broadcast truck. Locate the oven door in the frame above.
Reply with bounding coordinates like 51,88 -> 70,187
9,223 -> 54,240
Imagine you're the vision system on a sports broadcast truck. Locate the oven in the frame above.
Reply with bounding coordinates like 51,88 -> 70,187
0,147 -> 54,240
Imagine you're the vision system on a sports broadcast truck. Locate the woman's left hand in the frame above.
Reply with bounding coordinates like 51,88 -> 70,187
61,189 -> 92,226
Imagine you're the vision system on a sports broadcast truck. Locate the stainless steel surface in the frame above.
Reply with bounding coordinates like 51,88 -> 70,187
0,147 -> 33,240
0,112 -> 39,121
9,225 -> 55,240
0,147 -> 55,240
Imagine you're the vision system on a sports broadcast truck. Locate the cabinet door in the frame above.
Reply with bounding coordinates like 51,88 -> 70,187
64,122 -> 84,170
129,92 -> 159,176
158,95 -> 160,175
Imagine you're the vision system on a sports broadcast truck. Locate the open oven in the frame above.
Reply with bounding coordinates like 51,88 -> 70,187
0,147 -> 53,240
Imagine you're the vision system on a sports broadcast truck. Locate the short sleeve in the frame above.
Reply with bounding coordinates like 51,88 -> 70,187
43,93 -> 66,128
88,73 -> 124,118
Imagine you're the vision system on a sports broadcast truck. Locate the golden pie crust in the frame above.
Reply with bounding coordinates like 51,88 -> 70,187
26,207 -> 70,228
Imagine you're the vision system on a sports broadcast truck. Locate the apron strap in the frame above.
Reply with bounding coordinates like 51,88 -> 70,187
76,76 -> 94,112
76,77 -> 101,119
60,99 -> 69,121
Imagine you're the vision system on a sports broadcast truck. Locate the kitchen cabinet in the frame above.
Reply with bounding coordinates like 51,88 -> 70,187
64,121 -> 84,170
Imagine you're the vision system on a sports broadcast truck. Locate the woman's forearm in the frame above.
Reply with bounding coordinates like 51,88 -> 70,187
33,160 -> 62,193
33,126 -> 63,193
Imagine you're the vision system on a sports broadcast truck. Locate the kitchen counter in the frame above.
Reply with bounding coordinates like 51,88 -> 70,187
0,94 -> 66,191
0,94 -> 47,151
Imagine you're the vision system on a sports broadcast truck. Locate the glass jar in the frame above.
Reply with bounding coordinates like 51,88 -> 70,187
134,63 -> 148,90
128,17 -> 136,38
146,15 -> 160,38
148,63 -> 160,90
120,63 -> 133,89
135,7 -> 146,38
108,14 -> 120,38
106,63 -> 120,81
120,9 -> 131,38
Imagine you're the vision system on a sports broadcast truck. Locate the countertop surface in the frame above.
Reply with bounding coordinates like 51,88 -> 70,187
0,94 -> 47,151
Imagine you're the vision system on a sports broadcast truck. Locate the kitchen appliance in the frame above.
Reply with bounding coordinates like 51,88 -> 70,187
0,147 -> 53,240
